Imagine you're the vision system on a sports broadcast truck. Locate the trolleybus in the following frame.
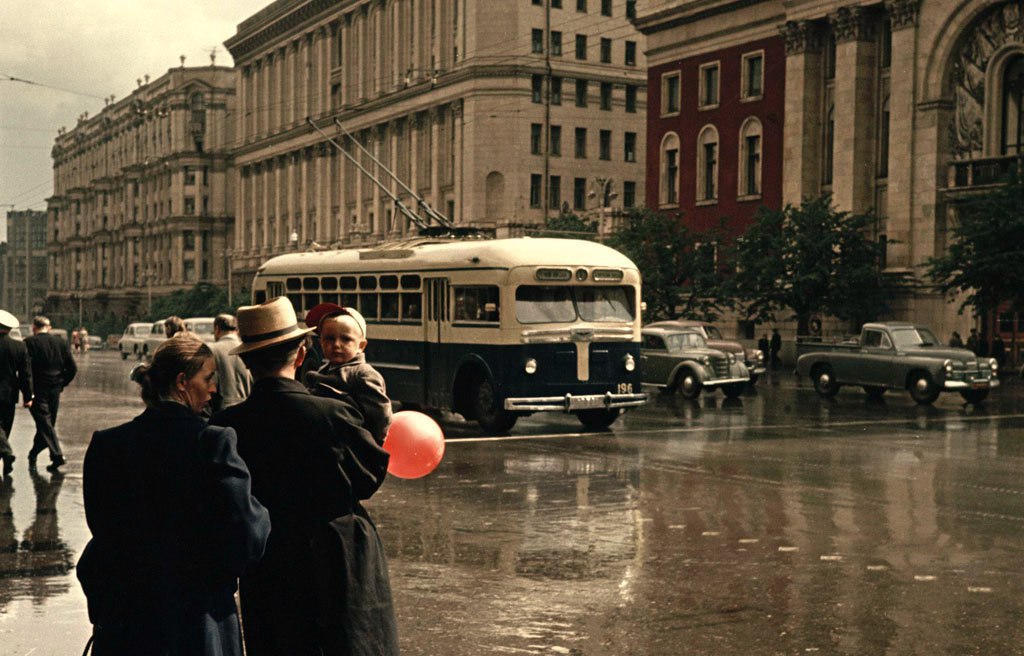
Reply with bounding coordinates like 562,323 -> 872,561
251,236 -> 647,433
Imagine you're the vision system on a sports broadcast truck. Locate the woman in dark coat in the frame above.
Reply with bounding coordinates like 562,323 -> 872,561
78,335 -> 270,656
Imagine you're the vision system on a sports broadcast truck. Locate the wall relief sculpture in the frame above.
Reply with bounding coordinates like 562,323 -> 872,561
949,1 -> 1024,159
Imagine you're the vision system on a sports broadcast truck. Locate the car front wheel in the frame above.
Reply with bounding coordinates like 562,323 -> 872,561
812,365 -> 841,398
908,372 -> 940,405
675,370 -> 702,400
473,378 -> 517,434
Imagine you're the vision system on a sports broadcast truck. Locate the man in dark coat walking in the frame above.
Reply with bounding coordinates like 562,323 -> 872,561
24,316 -> 76,472
0,309 -> 32,480
211,297 -> 398,656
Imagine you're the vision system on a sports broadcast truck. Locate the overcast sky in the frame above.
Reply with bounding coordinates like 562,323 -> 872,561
0,0 -> 271,240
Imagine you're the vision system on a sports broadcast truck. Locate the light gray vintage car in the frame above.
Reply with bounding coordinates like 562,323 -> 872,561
640,326 -> 751,400
796,322 -> 999,404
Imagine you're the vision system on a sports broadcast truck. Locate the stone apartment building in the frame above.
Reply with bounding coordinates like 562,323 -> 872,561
2,210 -> 48,321
225,0 -> 648,281
46,64 -> 235,321
636,0 -> 1018,341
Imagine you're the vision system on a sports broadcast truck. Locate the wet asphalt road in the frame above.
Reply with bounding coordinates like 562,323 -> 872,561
2,352 -> 1024,655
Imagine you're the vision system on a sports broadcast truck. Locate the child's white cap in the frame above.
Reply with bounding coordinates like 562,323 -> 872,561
304,302 -> 367,338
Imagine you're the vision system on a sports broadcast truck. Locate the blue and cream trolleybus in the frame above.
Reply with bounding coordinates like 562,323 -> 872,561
251,236 -> 647,433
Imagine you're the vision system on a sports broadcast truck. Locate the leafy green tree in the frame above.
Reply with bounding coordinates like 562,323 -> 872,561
536,212 -> 598,239
726,196 -> 887,335
606,208 -> 728,322
926,173 -> 1024,336
146,283 -> 241,321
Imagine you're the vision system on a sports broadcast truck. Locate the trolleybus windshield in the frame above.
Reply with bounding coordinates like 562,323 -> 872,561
515,285 -> 635,324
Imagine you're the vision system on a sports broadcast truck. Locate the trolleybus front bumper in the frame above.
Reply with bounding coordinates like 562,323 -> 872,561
504,392 -> 648,413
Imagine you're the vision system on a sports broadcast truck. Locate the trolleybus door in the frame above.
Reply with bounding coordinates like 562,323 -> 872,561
424,278 -> 450,407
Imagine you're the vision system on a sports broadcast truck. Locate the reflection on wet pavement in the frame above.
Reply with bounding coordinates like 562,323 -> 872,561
2,354 -> 1024,654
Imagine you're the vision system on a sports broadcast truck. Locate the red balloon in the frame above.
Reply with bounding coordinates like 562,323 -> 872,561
383,411 -> 445,479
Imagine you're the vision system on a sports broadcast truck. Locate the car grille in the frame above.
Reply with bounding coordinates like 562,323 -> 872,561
711,355 -> 729,378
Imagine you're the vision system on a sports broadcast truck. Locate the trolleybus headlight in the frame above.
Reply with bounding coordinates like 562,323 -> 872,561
623,354 -> 636,372
576,268 -> 589,282
524,358 -> 538,374
990,358 -> 999,372
943,359 -> 954,375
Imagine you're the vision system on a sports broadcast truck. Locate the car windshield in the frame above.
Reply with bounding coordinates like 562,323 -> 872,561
189,322 -> 214,334
664,332 -> 706,351
516,285 -> 634,324
704,325 -> 723,339
890,327 -> 939,348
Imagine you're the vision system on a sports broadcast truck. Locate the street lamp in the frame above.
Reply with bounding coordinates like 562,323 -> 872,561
289,229 -> 299,250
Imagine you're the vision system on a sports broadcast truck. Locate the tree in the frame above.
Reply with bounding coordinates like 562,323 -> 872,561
606,208 -> 728,322
147,283 -> 240,321
727,196 -> 887,335
535,212 -> 598,240
926,173 -> 1024,338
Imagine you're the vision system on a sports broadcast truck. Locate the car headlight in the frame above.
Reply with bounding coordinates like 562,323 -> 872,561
702,356 -> 711,366
524,358 -> 538,374
990,358 -> 999,372
728,353 -> 736,364
623,353 -> 636,372
943,359 -> 954,374
756,350 -> 764,363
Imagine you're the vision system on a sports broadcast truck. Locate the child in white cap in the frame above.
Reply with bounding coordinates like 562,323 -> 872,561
303,303 -> 392,443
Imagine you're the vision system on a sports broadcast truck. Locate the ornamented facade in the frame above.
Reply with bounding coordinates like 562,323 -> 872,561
225,0 -> 648,281
47,65 -> 235,321
638,0 -> 1022,339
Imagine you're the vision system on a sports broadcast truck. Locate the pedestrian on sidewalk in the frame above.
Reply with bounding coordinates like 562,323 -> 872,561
211,297 -> 398,656
0,310 -> 32,480
78,335 -> 270,655
209,314 -> 252,413
770,328 -> 782,367
24,316 -> 76,472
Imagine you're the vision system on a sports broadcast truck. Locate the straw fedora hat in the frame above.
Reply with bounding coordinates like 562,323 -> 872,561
0,309 -> 18,330
230,297 -> 314,355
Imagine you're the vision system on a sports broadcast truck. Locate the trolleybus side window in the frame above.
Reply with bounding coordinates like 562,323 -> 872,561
401,274 -> 422,322
454,286 -> 500,324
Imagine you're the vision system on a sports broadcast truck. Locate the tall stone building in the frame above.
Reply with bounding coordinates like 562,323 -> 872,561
2,210 -> 48,321
637,0 -> 1018,339
225,0 -> 647,281
47,64 -> 235,322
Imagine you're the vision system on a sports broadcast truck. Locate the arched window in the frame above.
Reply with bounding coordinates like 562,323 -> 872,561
697,125 -> 718,202
660,132 -> 680,206
1002,55 -> 1024,155
738,118 -> 762,197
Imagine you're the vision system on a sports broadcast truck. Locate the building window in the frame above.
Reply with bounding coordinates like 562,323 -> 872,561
625,85 -> 637,112
550,125 -> 562,156
660,132 -> 680,206
600,82 -> 612,110
1002,55 -> 1024,155
623,181 -> 636,208
184,260 -> 196,282
741,52 -> 764,100
184,197 -> 196,215
530,174 -> 543,208
574,177 -> 587,210
549,176 -> 561,209
600,38 -> 612,63
599,130 -> 612,160
823,104 -> 835,185
601,0 -> 612,16
551,31 -> 563,56
661,72 -> 680,115
576,79 -> 588,107
878,96 -> 890,176
699,62 -> 719,108
532,74 -> 543,103
184,166 -> 196,185
577,0 -> 587,11
551,76 -> 562,105
624,132 -> 637,162
575,127 -> 587,158
625,41 -> 636,66
697,125 -> 719,202
576,34 -> 587,60
626,0 -> 636,19
738,118 -> 762,197
532,29 -> 544,54
531,123 -> 543,155
552,0 -> 562,7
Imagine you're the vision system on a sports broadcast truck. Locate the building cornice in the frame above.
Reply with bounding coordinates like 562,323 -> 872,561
779,19 -> 823,55
226,0 -> 353,61
634,0 -> 770,35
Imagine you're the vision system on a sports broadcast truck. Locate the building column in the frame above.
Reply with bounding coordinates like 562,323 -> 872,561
430,107 -> 441,214
287,152 -> 297,243
261,162 -> 272,253
410,112 -> 422,203
317,143 -> 328,242
340,15 -> 352,106
831,6 -> 877,214
372,128 -> 384,237
884,0 -> 919,270
453,100 -> 464,225
336,148 -> 347,241
239,67 -> 250,142
780,20 -> 824,205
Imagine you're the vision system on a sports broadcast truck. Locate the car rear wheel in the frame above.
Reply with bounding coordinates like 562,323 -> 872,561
120,349 -> 128,360
908,372 -> 940,405
675,370 -> 702,400
722,383 -> 745,399
863,386 -> 886,400
577,409 -> 621,430
960,388 -> 989,404
812,365 -> 841,398
473,378 -> 517,434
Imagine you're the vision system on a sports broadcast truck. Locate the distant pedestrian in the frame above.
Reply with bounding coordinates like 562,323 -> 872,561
0,310 -> 32,480
80,327 -> 90,353
758,334 -> 770,360
992,334 -> 1006,367
770,329 -> 782,367
78,335 -> 270,655
966,328 -> 979,354
25,316 -> 76,473
164,315 -> 187,339
71,329 -> 81,355
209,314 -> 252,413
949,331 -> 964,348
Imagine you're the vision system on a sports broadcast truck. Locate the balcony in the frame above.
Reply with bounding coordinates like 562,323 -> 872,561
947,154 -> 1024,196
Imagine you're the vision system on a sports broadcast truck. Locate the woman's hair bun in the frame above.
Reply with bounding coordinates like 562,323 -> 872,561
129,362 -> 150,385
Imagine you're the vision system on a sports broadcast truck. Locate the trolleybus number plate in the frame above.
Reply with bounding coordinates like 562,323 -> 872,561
570,395 -> 606,410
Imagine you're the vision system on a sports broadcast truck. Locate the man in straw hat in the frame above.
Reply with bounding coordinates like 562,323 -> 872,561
209,297 -> 398,656
0,309 -> 32,480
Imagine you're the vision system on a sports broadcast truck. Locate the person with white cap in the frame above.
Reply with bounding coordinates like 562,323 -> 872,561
0,309 -> 32,480
302,302 -> 392,443
209,297 -> 398,656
